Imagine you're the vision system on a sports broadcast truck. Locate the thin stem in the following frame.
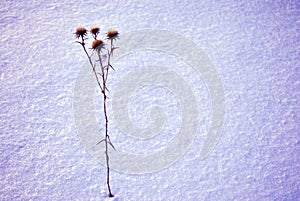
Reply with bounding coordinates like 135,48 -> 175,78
105,39 -> 114,84
99,50 -> 113,197
79,41 -> 103,92
95,40 -> 115,198
103,83 -> 113,197
78,35 -> 114,197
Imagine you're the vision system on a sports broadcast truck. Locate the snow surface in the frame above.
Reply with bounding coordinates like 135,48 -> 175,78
0,0 -> 299,200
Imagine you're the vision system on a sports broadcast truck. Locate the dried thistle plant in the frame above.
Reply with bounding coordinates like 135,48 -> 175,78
75,26 -> 119,198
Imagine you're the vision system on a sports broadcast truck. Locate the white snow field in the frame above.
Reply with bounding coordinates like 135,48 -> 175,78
0,0 -> 299,200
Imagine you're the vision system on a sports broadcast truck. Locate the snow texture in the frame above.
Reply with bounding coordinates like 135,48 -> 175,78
0,0 -> 299,200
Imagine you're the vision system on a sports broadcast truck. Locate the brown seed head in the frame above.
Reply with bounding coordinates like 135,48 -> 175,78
107,29 -> 119,39
92,40 -> 104,50
75,27 -> 87,38
90,26 -> 100,35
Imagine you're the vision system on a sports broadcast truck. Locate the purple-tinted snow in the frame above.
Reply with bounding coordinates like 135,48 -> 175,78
0,0 -> 299,200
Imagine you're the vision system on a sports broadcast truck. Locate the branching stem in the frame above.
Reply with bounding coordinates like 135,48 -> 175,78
78,35 -> 114,198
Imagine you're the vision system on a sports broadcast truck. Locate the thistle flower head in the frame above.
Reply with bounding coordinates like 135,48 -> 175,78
90,26 -> 100,36
107,29 -> 119,40
92,40 -> 104,51
75,27 -> 87,38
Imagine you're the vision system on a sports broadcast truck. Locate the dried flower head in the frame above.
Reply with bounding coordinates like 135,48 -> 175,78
107,29 -> 119,40
92,40 -> 104,50
90,26 -> 100,35
75,27 -> 87,38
